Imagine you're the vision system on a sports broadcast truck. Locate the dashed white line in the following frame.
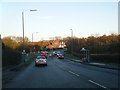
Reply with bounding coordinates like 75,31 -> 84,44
68,71 -> 80,77
56,62 -> 110,89
88,80 -> 111,90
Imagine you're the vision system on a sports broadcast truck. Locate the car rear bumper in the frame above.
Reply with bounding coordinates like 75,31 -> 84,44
35,62 -> 47,65
58,57 -> 64,59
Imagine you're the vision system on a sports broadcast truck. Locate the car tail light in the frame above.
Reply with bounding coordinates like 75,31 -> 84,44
44,60 -> 47,62
36,60 -> 39,62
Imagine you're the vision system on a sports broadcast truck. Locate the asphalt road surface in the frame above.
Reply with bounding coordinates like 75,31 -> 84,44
3,55 -> 119,89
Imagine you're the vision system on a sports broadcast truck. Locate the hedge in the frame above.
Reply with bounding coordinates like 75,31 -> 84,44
90,54 -> 119,63
71,51 -> 119,63
2,48 -> 22,67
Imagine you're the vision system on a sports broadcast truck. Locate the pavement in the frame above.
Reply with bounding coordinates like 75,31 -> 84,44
65,57 -> 120,70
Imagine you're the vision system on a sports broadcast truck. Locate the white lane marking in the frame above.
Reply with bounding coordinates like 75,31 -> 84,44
68,71 -> 80,77
88,80 -> 111,90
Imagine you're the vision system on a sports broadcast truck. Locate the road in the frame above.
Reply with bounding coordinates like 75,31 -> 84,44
3,54 -> 119,89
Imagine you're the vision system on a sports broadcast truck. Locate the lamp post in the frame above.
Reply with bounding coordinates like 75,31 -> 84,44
70,29 -> 73,37
32,32 -> 38,52
70,29 -> 73,54
22,11 -> 25,54
32,32 -> 39,43
22,9 -> 37,62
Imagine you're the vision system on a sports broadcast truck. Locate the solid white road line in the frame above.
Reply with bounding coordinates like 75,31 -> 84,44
88,80 -> 111,90
68,71 -> 80,77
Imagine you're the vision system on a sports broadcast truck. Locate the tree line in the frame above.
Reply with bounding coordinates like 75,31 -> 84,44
64,34 -> 120,54
64,34 -> 120,63
2,36 -> 52,53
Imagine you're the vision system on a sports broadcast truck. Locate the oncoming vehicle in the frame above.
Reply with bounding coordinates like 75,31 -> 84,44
54,51 -> 60,55
57,52 -> 61,57
35,56 -> 47,66
53,51 -> 58,55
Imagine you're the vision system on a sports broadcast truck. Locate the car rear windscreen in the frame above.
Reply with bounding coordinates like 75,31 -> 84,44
37,57 -> 46,59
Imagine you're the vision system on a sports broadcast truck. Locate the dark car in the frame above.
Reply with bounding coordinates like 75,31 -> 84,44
58,54 -> 64,59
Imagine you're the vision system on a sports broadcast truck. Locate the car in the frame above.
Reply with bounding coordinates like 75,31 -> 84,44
41,51 -> 48,54
41,53 -> 47,58
53,51 -> 58,55
58,54 -> 64,59
45,51 -> 48,54
41,51 -> 45,53
54,51 -> 60,55
57,52 -> 61,57
35,56 -> 47,66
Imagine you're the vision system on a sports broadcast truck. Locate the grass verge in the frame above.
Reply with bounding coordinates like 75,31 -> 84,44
64,53 -> 120,66
64,53 -> 82,61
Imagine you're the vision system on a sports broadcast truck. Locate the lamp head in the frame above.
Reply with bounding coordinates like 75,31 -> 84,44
30,9 -> 37,11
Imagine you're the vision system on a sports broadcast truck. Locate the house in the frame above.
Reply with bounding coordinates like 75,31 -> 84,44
46,40 -> 66,49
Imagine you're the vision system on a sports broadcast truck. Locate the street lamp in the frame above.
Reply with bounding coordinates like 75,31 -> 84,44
22,9 -> 37,62
30,9 -> 37,11
70,29 -> 73,54
32,32 -> 39,53
32,32 -> 39,43
81,48 -> 90,62
70,29 -> 73,37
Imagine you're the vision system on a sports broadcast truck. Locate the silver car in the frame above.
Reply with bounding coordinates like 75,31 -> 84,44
35,56 -> 47,66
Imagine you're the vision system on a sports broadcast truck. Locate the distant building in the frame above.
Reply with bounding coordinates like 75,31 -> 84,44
46,40 -> 66,49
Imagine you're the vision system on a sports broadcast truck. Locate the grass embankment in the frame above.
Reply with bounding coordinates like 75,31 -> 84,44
64,53 -> 120,66
64,53 -> 82,61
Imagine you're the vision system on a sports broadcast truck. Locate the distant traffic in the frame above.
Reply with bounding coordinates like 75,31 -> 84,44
35,50 -> 64,66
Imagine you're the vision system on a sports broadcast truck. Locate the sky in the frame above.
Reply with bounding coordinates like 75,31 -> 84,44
0,0 -> 119,41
